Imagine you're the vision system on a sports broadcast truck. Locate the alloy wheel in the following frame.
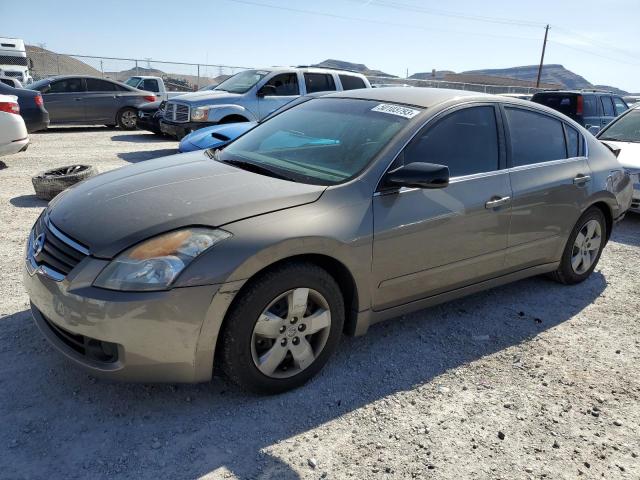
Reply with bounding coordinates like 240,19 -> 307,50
571,219 -> 602,275
121,110 -> 137,128
251,288 -> 332,379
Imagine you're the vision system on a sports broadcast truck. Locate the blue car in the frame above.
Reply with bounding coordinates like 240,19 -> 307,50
179,122 -> 257,153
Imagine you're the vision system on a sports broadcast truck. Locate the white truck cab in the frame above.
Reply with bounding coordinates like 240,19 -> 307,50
0,38 -> 32,85
123,76 -> 189,101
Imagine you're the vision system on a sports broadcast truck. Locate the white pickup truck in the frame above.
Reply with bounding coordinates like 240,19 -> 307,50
123,76 -> 193,101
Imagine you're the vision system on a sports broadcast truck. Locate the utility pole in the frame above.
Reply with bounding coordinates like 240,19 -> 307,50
536,24 -> 550,88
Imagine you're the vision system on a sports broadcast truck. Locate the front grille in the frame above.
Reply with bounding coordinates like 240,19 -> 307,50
163,102 -> 189,123
31,215 -> 89,278
40,310 -> 118,363
4,71 -> 22,78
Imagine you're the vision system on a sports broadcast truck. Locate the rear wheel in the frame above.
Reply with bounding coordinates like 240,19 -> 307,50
550,207 -> 606,284
220,262 -> 344,394
116,108 -> 137,130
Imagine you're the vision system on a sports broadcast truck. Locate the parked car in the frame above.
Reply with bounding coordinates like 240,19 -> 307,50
597,106 -> 640,213
160,66 -> 371,139
0,76 -> 23,88
27,76 -> 156,129
24,88 -> 632,393
0,82 -> 49,132
531,90 -> 628,132
124,76 -> 193,101
0,94 -> 29,156
137,100 -> 165,135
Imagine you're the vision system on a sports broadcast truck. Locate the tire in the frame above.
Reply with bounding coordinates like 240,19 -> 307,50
550,207 -> 606,285
32,165 -> 97,201
116,108 -> 138,130
220,262 -> 345,394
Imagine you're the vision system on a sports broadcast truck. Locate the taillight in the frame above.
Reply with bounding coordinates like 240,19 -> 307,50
576,95 -> 584,116
143,95 -> 156,102
0,101 -> 20,115
34,94 -> 44,107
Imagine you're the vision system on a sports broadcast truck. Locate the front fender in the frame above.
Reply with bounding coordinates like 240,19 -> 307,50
204,104 -> 257,123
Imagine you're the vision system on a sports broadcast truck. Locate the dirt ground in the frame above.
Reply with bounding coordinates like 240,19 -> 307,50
0,128 -> 638,480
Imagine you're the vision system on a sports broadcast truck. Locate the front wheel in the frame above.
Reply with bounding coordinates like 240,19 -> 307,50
219,263 -> 344,394
116,108 -> 137,130
550,207 -> 606,284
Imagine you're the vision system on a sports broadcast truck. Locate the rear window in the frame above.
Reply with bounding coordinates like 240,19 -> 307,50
583,95 -> 597,116
339,75 -> 366,91
532,93 -> 577,118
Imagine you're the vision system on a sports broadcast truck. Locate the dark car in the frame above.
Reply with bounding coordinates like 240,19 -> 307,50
27,76 -> 156,129
136,100 -> 165,135
0,82 -> 49,132
532,90 -> 628,132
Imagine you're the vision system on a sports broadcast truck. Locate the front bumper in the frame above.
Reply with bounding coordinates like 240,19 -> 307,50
23,215 -> 246,384
160,119 -> 215,139
630,173 -> 640,213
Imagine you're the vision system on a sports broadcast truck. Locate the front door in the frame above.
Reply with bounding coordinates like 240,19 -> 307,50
42,77 -> 86,123
257,72 -> 300,119
372,104 -> 512,310
502,106 -> 592,269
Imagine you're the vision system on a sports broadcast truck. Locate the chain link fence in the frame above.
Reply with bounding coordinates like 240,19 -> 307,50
23,48 -> 548,94
26,48 -> 251,91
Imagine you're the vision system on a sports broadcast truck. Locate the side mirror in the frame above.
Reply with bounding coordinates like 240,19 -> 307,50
383,162 -> 450,190
257,85 -> 277,97
587,125 -> 600,135
40,84 -> 51,94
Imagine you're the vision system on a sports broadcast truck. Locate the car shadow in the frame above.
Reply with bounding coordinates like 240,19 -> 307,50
117,148 -> 178,163
612,213 -> 640,247
9,195 -> 48,208
35,126 -> 116,134
111,133 -> 175,143
0,272 -> 606,479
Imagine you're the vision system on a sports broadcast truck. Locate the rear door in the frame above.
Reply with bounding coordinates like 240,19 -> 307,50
41,77 -> 86,123
599,95 -> 616,128
257,72 -> 300,119
372,104 -> 512,309
503,106 -> 591,269
84,78 -> 123,123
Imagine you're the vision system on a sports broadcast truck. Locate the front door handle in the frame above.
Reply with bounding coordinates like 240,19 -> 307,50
485,196 -> 511,209
573,174 -> 591,185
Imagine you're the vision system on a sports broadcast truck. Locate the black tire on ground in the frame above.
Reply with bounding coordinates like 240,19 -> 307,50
116,108 -> 138,130
549,206 -> 606,285
32,165 -> 98,201
219,262 -> 345,394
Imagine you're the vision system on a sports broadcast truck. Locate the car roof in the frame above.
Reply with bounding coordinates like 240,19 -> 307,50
533,90 -> 614,96
324,87 -> 493,108
252,66 -> 368,77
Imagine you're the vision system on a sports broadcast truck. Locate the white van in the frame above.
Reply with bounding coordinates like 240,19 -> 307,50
0,38 -> 32,84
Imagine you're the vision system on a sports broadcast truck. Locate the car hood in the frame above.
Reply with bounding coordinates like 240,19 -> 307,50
48,151 -> 326,258
600,140 -> 640,170
183,122 -> 257,148
171,90 -> 242,105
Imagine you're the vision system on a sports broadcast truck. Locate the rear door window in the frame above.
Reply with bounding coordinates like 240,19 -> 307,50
85,78 -> 118,92
505,108 -> 567,166
600,96 -> 615,116
48,78 -> 84,93
404,106 -> 499,177
304,73 -> 336,94
339,75 -> 366,90
613,97 -> 628,115
564,125 -> 581,157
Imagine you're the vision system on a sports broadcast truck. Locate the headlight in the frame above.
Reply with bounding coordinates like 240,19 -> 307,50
94,228 -> 231,291
191,107 -> 209,122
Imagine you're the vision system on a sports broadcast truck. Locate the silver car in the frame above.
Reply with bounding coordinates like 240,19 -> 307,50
24,88 -> 633,393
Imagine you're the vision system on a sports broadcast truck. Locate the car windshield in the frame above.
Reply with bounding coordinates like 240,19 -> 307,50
599,109 -> 640,143
217,98 -> 417,185
125,77 -> 141,87
25,78 -> 49,90
214,70 -> 270,94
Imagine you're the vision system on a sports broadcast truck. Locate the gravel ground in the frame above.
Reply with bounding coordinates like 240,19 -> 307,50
0,128 -> 639,480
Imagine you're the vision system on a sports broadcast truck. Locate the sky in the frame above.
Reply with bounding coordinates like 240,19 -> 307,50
2,0 -> 639,92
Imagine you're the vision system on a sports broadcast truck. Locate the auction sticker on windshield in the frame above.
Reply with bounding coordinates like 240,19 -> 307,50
371,103 -> 421,119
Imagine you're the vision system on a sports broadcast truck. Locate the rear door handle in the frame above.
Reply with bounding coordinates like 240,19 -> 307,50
573,174 -> 591,185
485,196 -> 511,209
74,97 -> 82,101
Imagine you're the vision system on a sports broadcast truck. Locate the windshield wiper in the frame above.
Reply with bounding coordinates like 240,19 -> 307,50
220,158 -> 298,182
